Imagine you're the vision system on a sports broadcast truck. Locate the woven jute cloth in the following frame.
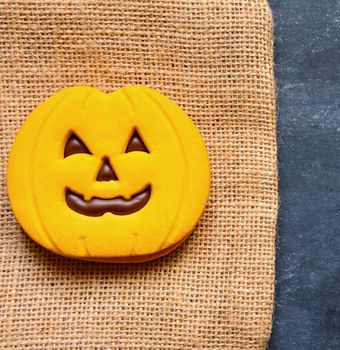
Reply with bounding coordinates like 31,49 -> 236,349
0,1 -> 277,349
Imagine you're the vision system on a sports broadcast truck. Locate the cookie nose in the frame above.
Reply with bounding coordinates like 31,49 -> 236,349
96,158 -> 118,181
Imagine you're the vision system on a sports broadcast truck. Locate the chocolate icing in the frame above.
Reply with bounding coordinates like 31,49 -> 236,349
97,158 -> 118,181
66,186 -> 151,216
64,134 -> 91,157
125,130 -> 149,153
64,130 -> 151,216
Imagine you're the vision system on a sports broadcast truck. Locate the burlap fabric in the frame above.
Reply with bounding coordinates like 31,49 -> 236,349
0,1 -> 277,349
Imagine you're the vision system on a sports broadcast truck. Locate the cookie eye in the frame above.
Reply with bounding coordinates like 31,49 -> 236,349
125,130 -> 149,153
64,133 -> 91,157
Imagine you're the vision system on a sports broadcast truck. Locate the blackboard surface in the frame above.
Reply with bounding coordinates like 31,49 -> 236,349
268,1 -> 340,349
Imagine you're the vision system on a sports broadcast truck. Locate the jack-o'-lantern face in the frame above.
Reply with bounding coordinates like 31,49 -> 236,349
7,86 -> 210,262
64,130 -> 151,217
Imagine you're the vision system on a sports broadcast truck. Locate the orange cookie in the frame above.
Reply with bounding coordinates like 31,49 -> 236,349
7,86 -> 210,262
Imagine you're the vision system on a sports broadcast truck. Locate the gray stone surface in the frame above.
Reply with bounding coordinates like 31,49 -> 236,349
267,1 -> 340,349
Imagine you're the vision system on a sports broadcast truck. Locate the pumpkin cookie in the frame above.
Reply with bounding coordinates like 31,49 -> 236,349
7,86 -> 210,262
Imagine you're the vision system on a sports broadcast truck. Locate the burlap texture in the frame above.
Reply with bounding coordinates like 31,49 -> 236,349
0,0 -> 277,349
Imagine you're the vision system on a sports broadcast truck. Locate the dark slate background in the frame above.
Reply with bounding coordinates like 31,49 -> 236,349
267,1 -> 340,349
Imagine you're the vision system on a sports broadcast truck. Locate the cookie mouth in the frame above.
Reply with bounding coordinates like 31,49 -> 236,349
66,186 -> 151,217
